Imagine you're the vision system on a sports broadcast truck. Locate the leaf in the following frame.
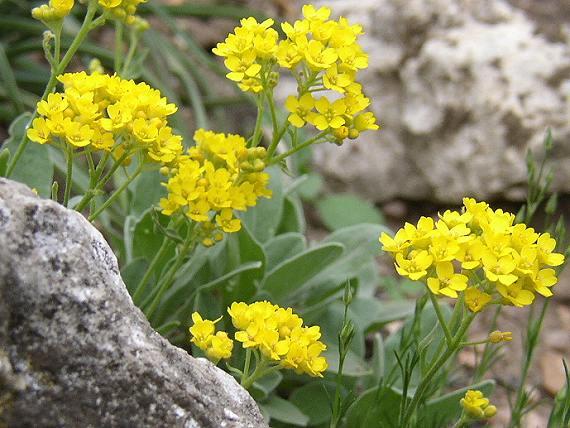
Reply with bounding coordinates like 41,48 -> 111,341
229,224 -> 266,302
422,380 -> 496,426
289,381 -> 337,426
250,371 -> 283,401
302,224 -> 389,302
261,243 -> 344,303
296,172 -> 323,201
4,113 -> 54,197
344,385 -> 409,428
316,193 -> 384,231
277,195 -> 306,234
348,298 -> 416,333
263,233 -> 306,272
132,210 -> 169,261
121,257 -> 148,295
130,168 -> 165,218
242,166 -> 284,242
262,395 -> 309,427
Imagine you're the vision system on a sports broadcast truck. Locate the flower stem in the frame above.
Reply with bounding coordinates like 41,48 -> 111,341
268,131 -> 328,165
143,223 -> 197,320
401,312 -> 475,426
429,292 -> 453,348
88,161 -> 143,221
132,236 -> 173,305
63,145 -> 73,206
6,0 -> 100,177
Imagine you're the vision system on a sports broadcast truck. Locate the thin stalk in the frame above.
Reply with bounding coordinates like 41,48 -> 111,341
6,1 -> 99,177
88,161 -> 143,221
63,145 -> 73,206
268,131 -> 328,165
250,95 -> 264,147
429,293 -> 453,348
401,313 -> 475,426
132,236 -> 173,304
473,305 -> 502,382
114,20 -> 123,72
121,28 -> 139,76
510,299 -> 550,427
144,224 -> 197,319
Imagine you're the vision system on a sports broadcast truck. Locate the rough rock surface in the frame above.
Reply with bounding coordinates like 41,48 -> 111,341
308,0 -> 570,203
0,178 -> 266,428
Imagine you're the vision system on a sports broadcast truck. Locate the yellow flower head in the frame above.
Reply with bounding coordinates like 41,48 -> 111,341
488,330 -> 513,343
460,390 -> 496,420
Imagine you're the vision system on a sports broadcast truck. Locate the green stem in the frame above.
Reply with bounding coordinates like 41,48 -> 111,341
250,95 -> 264,147
242,349 -> 252,380
63,145 -> 73,206
144,224 -> 197,319
88,161 -> 143,221
268,131 -> 328,165
121,29 -> 139,76
473,305 -> 502,382
132,236 -> 173,304
6,1 -> 99,177
401,313 -> 475,427
510,299 -> 549,427
241,357 -> 277,390
429,292 -> 453,348
114,20 -> 123,72
75,150 -> 127,212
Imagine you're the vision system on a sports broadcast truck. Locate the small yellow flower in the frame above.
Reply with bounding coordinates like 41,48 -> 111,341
285,93 -> 316,128
465,287 -> 492,313
395,250 -> 433,281
427,262 -> 468,298
311,97 -> 346,130
460,390 -> 495,420
205,331 -> 234,362
189,312 -> 219,350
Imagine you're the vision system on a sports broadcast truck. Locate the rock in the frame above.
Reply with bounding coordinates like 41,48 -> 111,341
307,0 -> 570,203
540,351 -> 567,396
0,178 -> 266,428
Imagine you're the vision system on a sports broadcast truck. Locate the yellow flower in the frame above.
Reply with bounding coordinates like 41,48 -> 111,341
497,280 -> 535,307
49,0 -> 74,17
302,4 -> 331,22
427,262 -> 468,298
224,53 -> 262,82
304,40 -> 338,70
481,252 -> 518,286
99,0 -> 122,8
215,208 -> 241,233
27,118 -> 51,144
379,230 -> 410,254
64,122 -> 94,147
536,233 -> 565,266
205,331 -> 234,362
460,390 -> 495,419
189,312 -> 219,350
464,287 -> 492,313
275,40 -> 303,69
285,93 -> 316,128
395,250 -> 433,281
311,97 -> 346,130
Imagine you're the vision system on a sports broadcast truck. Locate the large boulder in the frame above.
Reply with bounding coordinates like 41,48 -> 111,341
309,0 -> 570,203
0,178 -> 266,427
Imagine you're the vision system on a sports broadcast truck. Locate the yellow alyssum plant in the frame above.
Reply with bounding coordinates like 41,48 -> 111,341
190,301 -> 328,388
380,197 -> 564,310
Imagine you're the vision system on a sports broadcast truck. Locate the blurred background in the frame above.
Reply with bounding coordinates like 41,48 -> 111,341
1,0 -> 569,425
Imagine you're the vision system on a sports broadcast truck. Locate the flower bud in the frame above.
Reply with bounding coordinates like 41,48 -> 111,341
348,128 -> 359,140
488,330 -> 512,343
484,405 -> 497,418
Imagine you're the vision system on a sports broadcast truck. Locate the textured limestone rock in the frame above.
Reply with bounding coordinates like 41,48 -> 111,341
308,0 -> 570,202
0,178 -> 266,428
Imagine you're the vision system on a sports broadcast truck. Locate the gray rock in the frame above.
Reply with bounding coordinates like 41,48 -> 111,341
0,178 -> 266,428
306,0 -> 570,203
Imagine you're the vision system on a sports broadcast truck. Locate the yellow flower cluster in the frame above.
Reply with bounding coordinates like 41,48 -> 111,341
32,0 -> 74,21
460,390 -> 497,419
98,0 -> 147,27
189,302 -> 328,377
189,313 -> 234,363
380,198 -> 565,311
213,4 -> 379,144
27,72 -> 183,164
159,129 -> 272,243
228,301 -> 328,377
